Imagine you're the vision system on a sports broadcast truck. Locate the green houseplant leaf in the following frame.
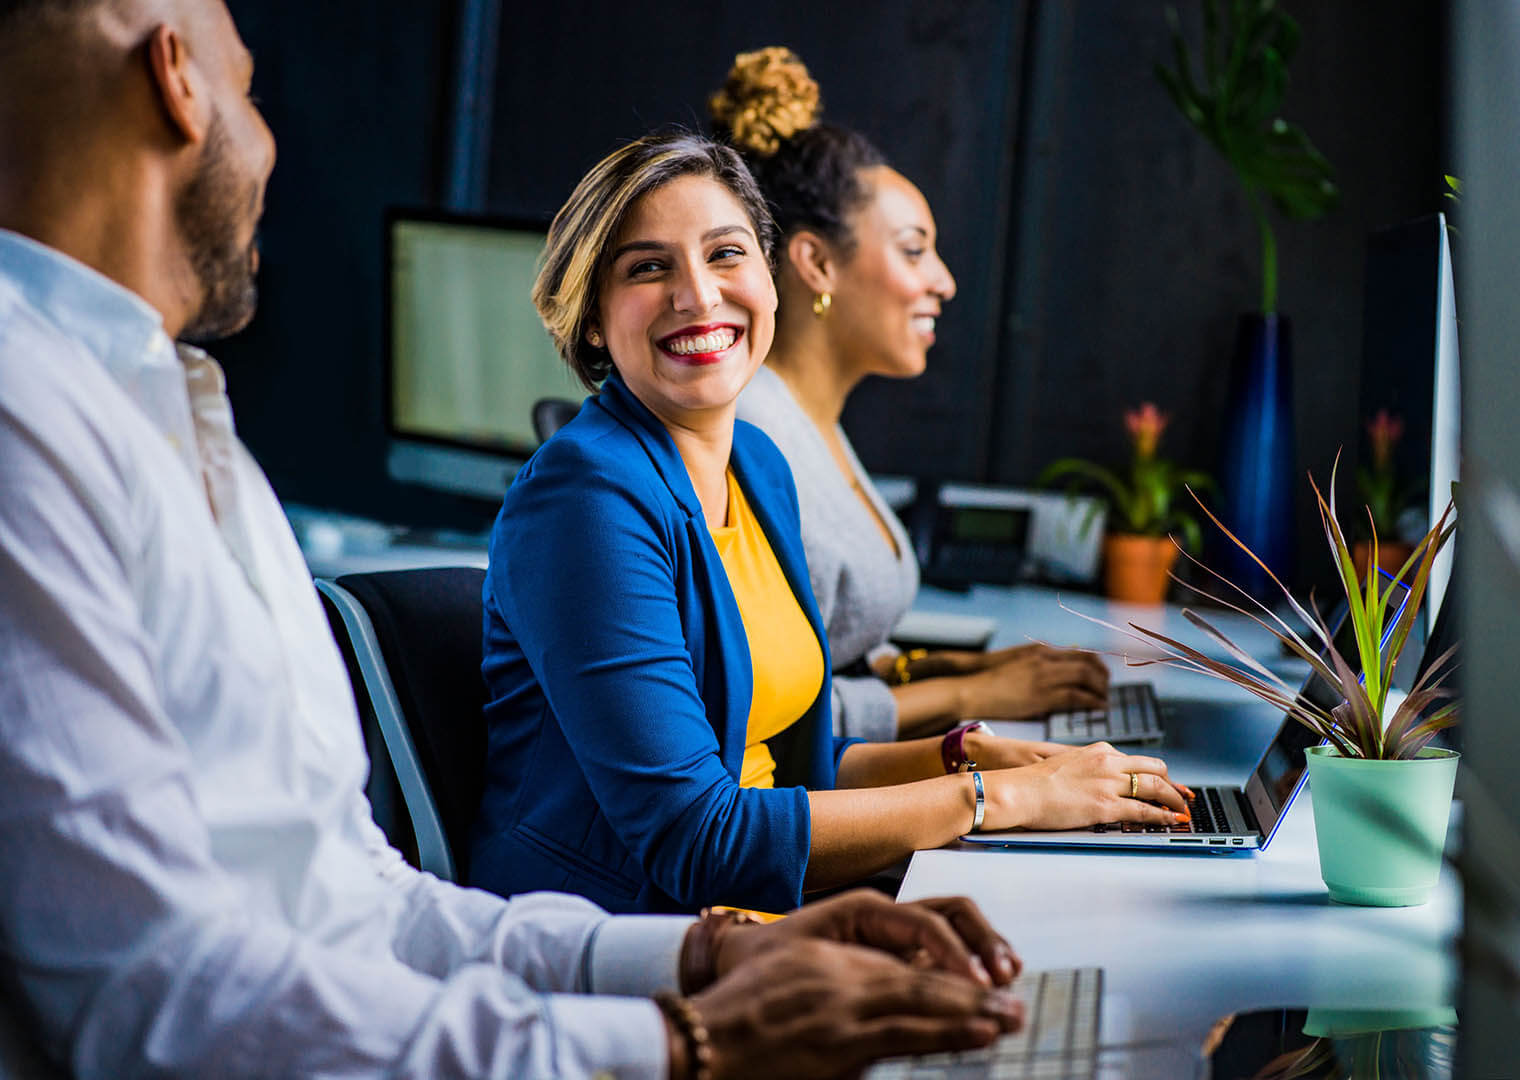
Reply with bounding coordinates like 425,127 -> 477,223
1155,0 -> 1339,313
1064,453 -> 1458,761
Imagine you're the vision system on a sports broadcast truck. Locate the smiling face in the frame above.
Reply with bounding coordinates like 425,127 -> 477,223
593,173 -> 777,429
827,166 -> 956,379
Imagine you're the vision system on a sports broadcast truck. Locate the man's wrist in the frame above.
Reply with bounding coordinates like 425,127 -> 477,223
680,908 -> 761,993
664,1010 -> 690,1080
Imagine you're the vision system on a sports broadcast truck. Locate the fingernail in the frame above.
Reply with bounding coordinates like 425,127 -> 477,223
995,944 -> 1016,981
981,990 -> 1021,1019
1181,785 -> 1197,799
1175,810 -> 1191,824
968,955 -> 991,986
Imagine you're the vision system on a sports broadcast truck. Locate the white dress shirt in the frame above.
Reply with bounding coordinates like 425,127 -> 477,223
0,228 -> 689,1078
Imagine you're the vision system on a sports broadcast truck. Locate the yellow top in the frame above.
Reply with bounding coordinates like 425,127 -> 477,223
709,469 -> 825,788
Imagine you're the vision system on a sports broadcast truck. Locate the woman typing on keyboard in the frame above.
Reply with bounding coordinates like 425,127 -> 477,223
470,131 -> 1188,916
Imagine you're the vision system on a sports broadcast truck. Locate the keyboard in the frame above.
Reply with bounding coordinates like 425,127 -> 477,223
1046,682 -> 1163,746
1083,786 -> 1253,846
866,967 -> 1102,1080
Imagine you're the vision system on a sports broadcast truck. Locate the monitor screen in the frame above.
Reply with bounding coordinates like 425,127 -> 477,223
1359,213 -> 1461,632
386,210 -> 585,499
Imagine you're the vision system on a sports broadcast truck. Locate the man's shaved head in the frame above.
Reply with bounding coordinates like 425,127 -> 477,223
0,0 -> 274,341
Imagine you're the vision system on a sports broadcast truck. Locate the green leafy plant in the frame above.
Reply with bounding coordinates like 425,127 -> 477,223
1155,0 -> 1339,313
1077,456 -> 1457,760
1356,409 -> 1420,539
1036,403 -> 1213,553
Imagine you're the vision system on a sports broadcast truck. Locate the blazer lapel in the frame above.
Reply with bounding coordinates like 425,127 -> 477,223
594,375 -> 752,774
729,436 -> 833,723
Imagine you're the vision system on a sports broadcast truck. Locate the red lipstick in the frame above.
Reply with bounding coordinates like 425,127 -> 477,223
656,323 -> 743,366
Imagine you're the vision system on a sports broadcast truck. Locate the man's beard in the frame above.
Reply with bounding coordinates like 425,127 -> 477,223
176,113 -> 261,344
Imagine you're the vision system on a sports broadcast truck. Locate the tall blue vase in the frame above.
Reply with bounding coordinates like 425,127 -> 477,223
1214,313 -> 1295,601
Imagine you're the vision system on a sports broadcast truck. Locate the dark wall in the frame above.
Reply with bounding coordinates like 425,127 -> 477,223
217,0 -> 1442,571
217,2 -> 472,527
987,2 -> 1442,587
485,0 -> 1029,483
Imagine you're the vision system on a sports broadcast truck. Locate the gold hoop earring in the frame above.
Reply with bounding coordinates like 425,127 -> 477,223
812,291 -> 832,318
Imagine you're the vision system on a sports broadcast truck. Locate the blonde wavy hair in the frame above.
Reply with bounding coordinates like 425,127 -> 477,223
532,131 -> 776,390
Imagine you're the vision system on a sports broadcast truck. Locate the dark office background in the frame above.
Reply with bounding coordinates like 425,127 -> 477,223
220,0 -> 1443,586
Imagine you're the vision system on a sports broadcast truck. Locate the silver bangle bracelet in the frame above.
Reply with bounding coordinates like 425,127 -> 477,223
970,770 -> 986,833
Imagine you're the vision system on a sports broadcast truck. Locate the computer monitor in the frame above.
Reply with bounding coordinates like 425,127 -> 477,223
384,208 -> 585,501
1359,212 -> 1462,631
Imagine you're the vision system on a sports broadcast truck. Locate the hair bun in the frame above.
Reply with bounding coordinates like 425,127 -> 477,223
709,46 -> 821,157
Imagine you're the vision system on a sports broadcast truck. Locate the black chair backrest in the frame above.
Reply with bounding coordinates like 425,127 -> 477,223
335,568 -> 488,869
531,397 -> 582,445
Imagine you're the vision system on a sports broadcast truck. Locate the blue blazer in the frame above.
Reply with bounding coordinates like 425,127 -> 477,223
470,374 -> 857,914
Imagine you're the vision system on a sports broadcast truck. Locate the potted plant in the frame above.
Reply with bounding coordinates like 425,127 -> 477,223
1086,458 -> 1458,906
1156,0 -> 1339,599
1037,403 -> 1212,604
1353,409 -> 1418,579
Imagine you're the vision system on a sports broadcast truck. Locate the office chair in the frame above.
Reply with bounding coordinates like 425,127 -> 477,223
531,396 -> 582,444
316,567 -> 488,882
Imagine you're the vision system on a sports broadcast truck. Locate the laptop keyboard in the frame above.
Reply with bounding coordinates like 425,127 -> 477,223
1046,683 -> 1163,746
1085,786 -> 1244,842
866,968 -> 1101,1079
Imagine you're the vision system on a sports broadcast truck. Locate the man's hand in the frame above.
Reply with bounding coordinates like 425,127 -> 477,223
688,938 -> 1023,1080
711,889 -> 1020,990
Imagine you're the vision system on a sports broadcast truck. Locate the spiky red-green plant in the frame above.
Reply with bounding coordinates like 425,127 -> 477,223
1071,455 -> 1457,760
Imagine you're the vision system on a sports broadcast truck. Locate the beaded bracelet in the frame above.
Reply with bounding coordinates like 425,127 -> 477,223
654,991 -> 715,1080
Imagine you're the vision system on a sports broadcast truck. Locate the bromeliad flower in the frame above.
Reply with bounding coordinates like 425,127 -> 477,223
1358,410 -> 1417,539
1366,409 -> 1405,472
1125,403 -> 1170,461
1039,403 -> 1211,552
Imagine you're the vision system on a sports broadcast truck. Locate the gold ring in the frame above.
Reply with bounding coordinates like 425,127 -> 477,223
1129,772 -> 1139,798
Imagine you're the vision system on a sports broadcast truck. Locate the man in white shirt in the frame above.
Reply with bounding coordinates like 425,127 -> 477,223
0,1 -> 1025,1077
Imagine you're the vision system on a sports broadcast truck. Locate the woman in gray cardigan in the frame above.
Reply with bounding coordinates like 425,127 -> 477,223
720,48 -> 1110,742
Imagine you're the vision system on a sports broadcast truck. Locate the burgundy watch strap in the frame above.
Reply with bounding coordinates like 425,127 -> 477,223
941,721 -> 990,774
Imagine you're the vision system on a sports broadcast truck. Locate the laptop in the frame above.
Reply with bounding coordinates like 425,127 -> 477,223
964,577 -> 1412,853
1045,681 -> 1164,746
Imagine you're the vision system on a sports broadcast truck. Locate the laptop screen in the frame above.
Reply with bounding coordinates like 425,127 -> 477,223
1249,577 -> 1413,824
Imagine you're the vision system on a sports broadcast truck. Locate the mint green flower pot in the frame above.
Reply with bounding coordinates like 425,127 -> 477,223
1304,746 -> 1459,907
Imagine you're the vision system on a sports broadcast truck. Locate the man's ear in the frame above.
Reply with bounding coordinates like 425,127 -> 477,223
785,230 -> 838,295
145,24 -> 206,144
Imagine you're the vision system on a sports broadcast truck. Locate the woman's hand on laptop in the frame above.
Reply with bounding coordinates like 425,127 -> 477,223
980,743 -> 1191,831
958,644 -> 1111,720
963,727 -> 1075,768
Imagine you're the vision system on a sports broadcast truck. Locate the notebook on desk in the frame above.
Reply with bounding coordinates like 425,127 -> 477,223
966,580 -> 1411,853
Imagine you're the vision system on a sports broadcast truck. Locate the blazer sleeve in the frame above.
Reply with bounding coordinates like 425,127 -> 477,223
488,435 -> 811,912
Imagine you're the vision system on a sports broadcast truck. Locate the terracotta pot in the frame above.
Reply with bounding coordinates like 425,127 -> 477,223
1351,539 -> 1415,581
1102,534 -> 1179,604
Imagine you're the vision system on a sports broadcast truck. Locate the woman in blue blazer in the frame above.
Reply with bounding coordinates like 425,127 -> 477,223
470,132 -> 1187,915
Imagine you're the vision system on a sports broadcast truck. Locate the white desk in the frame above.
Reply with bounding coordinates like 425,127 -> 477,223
898,584 -> 1461,1078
